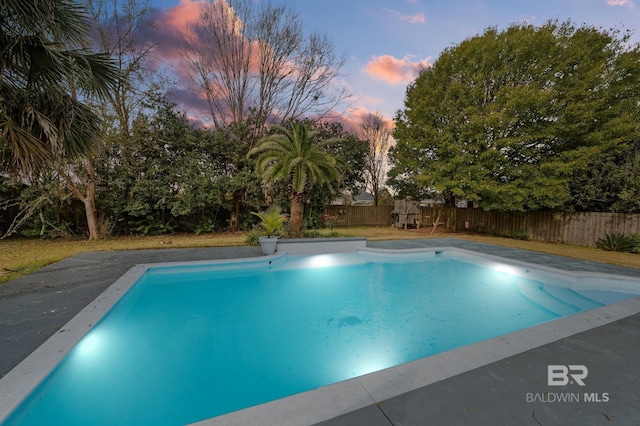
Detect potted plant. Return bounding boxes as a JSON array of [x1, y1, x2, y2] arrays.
[[252, 206, 288, 255]]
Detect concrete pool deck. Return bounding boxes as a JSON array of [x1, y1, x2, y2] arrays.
[[1, 238, 640, 425]]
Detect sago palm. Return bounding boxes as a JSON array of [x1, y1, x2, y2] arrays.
[[0, 0, 118, 174], [248, 121, 342, 237]]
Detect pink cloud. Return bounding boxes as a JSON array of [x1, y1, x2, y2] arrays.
[[350, 107, 394, 131], [157, 0, 203, 35], [364, 55, 432, 85], [402, 12, 425, 24], [151, 0, 260, 125], [319, 107, 394, 135], [607, 0, 634, 5], [148, 0, 205, 75], [156, 0, 270, 79], [152, 0, 382, 128], [386, 9, 425, 24]]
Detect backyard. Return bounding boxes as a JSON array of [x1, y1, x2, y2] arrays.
[[2, 227, 640, 285]]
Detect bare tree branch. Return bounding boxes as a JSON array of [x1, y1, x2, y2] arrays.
[[181, 0, 350, 143], [358, 111, 393, 205]]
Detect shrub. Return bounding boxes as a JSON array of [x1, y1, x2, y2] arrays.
[[302, 229, 321, 238], [193, 218, 216, 236], [486, 228, 500, 237], [251, 206, 288, 237], [301, 229, 349, 239], [630, 234, 640, 254], [508, 229, 530, 241], [245, 229, 263, 246], [595, 233, 637, 252]]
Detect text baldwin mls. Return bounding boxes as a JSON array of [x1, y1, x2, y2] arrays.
[[526, 392, 610, 403], [526, 365, 609, 403]]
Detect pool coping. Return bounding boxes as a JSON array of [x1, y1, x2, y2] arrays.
[[276, 237, 367, 255], [1, 246, 640, 425]]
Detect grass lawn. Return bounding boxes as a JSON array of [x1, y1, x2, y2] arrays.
[[1, 226, 639, 284]]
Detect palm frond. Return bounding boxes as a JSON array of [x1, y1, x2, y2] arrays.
[[0, 0, 119, 173], [248, 120, 343, 196], [0, 117, 50, 173]]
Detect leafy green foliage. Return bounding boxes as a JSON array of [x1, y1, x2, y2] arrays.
[[251, 206, 288, 236], [248, 120, 343, 236], [568, 141, 640, 213], [0, 0, 119, 174], [302, 229, 347, 238], [0, 174, 80, 239], [95, 95, 237, 235], [390, 21, 640, 211], [631, 235, 640, 254], [244, 229, 263, 246], [595, 233, 637, 252], [311, 120, 367, 194], [3, 97, 367, 238], [508, 229, 531, 241], [250, 122, 342, 194], [299, 119, 367, 230]]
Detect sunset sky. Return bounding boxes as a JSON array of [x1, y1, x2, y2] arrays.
[[147, 0, 640, 128]]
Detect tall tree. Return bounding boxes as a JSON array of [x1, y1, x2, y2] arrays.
[[182, 0, 349, 230], [0, 0, 117, 175], [390, 21, 640, 211], [358, 112, 393, 206], [57, 0, 163, 239], [182, 0, 348, 137], [1, 0, 119, 239], [248, 121, 342, 237], [566, 46, 640, 213], [313, 120, 367, 195], [86, 0, 164, 135], [267, 119, 367, 228]]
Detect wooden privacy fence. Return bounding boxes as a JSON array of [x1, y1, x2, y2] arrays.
[[454, 209, 640, 247], [326, 206, 394, 227], [325, 205, 640, 247]]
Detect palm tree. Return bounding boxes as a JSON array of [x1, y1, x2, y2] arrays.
[[248, 121, 342, 237], [1, 0, 118, 174]]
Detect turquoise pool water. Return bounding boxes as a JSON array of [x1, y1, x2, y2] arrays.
[[3, 250, 639, 425]]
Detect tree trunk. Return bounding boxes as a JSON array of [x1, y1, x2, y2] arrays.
[[289, 195, 305, 237], [231, 188, 245, 231], [84, 159, 99, 240], [60, 159, 100, 240], [372, 180, 380, 206], [83, 196, 99, 240]]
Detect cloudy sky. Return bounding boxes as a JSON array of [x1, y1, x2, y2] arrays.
[[147, 0, 639, 128]]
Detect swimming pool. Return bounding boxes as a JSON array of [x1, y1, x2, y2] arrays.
[[2, 247, 640, 425]]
